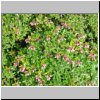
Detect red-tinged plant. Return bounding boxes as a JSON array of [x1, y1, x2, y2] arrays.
[[20, 67, 26, 72], [68, 47, 75, 52], [46, 75, 52, 81], [55, 53, 60, 59], [41, 64, 47, 69]]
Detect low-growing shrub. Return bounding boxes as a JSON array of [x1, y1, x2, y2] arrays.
[[2, 14, 98, 86]]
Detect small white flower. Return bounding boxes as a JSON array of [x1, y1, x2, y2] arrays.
[[20, 67, 25, 72], [84, 43, 89, 49], [68, 47, 75, 52], [16, 28, 20, 34], [61, 22, 69, 29], [79, 48, 83, 53], [14, 61, 19, 67], [75, 41, 80, 46], [46, 75, 52, 81], [30, 21, 36, 26], [42, 64, 46, 69], [25, 71, 30, 76], [63, 55, 70, 62], [77, 61, 82, 66], [32, 68, 36, 73], [55, 54, 60, 59], [46, 35, 51, 41], [70, 61, 75, 65], [28, 46, 36, 50], [25, 38, 29, 43], [89, 53, 96, 60]]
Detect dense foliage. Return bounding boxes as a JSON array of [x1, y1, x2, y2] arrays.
[[2, 14, 98, 86]]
